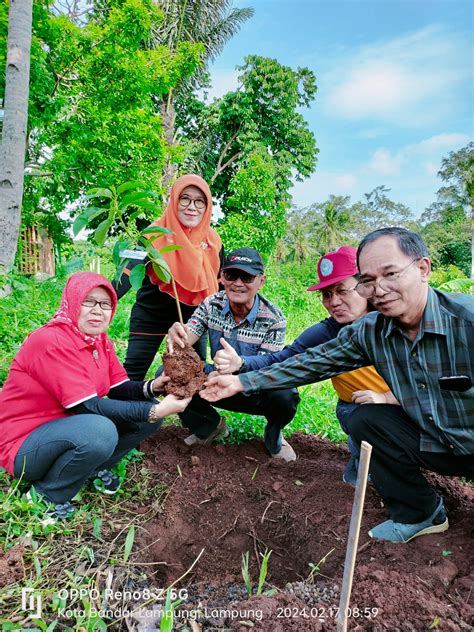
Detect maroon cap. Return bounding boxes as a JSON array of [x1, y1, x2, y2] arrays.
[[307, 246, 359, 291]]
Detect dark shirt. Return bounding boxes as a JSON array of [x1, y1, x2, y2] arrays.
[[239, 317, 342, 371], [240, 289, 474, 456]]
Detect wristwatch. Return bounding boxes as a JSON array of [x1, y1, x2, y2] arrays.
[[147, 405, 162, 424], [237, 357, 246, 374]]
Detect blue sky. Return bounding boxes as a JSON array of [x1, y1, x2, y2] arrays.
[[207, 0, 473, 216]]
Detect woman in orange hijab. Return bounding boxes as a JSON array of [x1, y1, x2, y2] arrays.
[[116, 175, 223, 380]]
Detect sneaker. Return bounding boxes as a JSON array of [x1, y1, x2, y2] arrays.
[[342, 455, 359, 487], [271, 438, 296, 462], [368, 497, 449, 543], [93, 469, 121, 495], [26, 490, 75, 523], [184, 418, 229, 446]]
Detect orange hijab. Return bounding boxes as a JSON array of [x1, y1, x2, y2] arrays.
[[147, 174, 222, 306]]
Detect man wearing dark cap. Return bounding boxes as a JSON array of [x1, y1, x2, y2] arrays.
[[167, 247, 300, 461]]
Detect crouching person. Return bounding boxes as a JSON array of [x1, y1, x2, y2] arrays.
[[0, 272, 190, 520], [167, 247, 300, 461]]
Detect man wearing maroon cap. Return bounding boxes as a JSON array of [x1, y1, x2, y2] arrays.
[[213, 245, 397, 485], [201, 228, 474, 543]]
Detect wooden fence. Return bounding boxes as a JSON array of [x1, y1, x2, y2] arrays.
[[17, 226, 55, 277]]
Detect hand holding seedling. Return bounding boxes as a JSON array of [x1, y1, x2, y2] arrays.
[[166, 322, 195, 354]]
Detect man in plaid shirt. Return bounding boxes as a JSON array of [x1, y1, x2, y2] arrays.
[[201, 229, 473, 543], [167, 247, 300, 461]]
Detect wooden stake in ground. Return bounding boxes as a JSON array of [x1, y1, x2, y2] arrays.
[[336, 441, 372, 632]]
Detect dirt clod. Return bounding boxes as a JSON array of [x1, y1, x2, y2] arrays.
[[137, 427, 473, 631], [162, 344, 206, 398]]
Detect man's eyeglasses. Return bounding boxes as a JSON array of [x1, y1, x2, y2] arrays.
[[321, 286, 357, 301], [222, 269, 257, 284], [82, 299, 113, 311], [178, 195, 206, 211], [355, 259, 420, 298]]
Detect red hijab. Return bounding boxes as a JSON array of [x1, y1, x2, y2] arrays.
[[46, 272, 117, 349], [147, 174, 222, 306]]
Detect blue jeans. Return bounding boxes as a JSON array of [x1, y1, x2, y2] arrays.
[[13, 414, 161, 504], [335, 400, 360, 459]]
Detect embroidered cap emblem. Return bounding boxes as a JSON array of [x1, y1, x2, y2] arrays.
[[320, 258, 333, 277]]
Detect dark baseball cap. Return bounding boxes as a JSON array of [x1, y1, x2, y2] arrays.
[[222, 247, 265, 275]]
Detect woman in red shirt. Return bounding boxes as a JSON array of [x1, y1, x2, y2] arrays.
[[0, 272, 190, 519]]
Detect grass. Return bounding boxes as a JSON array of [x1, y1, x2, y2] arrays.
[[0, 253, 343, 628]]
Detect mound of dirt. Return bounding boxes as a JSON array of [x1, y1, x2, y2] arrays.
[[162, 344, 206, 397], [136, 427, 473, 631]]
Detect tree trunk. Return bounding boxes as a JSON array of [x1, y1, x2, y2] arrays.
[[160, 94, 178, 196], [0, 0, 33, 275]]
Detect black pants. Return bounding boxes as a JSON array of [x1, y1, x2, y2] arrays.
[[348, 404, 474, 523], [179, 389, 300, 454]]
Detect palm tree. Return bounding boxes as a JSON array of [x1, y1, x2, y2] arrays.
[[0, 0, 33, 278], [307, 195, 353, 253], [150, 0, 254, 189]]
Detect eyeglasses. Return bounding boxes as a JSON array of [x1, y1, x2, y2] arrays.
[[321, 286, 357, 301], [82, 298, 113, 311], [178, 195, 206, 211], [222, 269, 258, 284], [355, 259, 420, 297]]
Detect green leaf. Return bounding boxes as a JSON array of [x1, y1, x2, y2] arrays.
[[117, 181, 142, 195], [140, 225, 174, 236], [123, 525, 136, 562], [159, 244, 182, 253], [119, 191, 152, 209], [87, 187, 113, 198], [114, 258, 131, 283], [94, 219, 113, 246], [72, 214, 88, 236], [34, 556, 42, 579], [92, 517, 102, 539], [151, 261, 171, 283], [84, 206, 107, 221], [129, 264, 146, 290], [130, 199, 161, 211], [112, 240, 132, 266]]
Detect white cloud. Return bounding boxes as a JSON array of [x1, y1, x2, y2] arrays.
[[323, 26, 472, 126], [202, 69, 239, 101], [364, 132, 471, 177], [367, 148, 403, 176]]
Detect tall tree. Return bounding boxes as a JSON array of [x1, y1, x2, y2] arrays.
[[150, 0, 254, 188], [349, 185, 414, 241], [438, 142, 473, 278], [179, 55, 318, 256], [0, 0, 33, 275]]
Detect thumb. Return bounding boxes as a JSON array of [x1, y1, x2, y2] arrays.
[[220, 337, 233, 350]]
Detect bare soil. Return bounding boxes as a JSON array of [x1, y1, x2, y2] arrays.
[[135, 426, 473, 631]]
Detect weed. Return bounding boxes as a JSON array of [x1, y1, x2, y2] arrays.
[[241, 549, 273, 597], [241, 551, 252, 596], [257, 549, 272, 596], [307, 548, 335, 584]]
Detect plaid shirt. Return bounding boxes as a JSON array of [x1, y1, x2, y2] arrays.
[[240, 288, 474, 455], [187, 290, 286, 372]]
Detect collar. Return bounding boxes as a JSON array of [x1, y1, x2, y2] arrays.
[[384, 287, 447, 338], [222, 294, 260, 325]]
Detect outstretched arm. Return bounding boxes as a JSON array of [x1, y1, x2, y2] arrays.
[[200, 374, 244, 401]]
